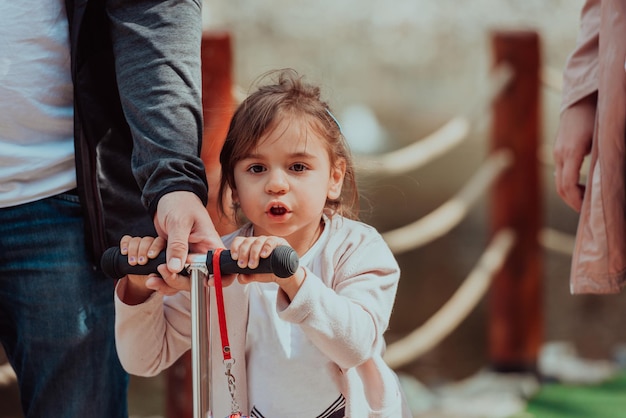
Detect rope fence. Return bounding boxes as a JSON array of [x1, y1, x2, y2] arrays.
[[357, 63, 513, 177], [382, 148, 513, 254], [374, 59, 518, 363], [384, 228, 516, 369], [366, 30, 577, 372]]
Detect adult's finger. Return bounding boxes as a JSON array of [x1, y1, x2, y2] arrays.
[[143, 265, 192, 295], [155, 191, 223, 274], [144, 276, 180, 296]]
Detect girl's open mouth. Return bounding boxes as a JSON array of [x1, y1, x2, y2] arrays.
[[269, 205, 288, 216]]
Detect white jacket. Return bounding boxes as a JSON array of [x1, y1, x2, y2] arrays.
[[115, 215, 412, 417]]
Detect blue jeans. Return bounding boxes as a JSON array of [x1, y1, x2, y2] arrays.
[[0, 191, 128, 418]]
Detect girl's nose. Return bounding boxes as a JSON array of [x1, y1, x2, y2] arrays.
[[265, 170, 289, 194]]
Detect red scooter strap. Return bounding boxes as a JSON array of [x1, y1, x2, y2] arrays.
[[212, 249, 249, 417], [213, 248, 231, 361]]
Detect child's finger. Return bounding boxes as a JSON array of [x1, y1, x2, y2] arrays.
[[246, 237, 272, 268], [232, 237, 254, 268], [237, 274, 254, 285], [206, 273, 236, 288], [239, 237, 268, 268], [258, 237, 284, 258], [229, 236, 246, 261], [120, 235, 133, 255], [126, 237, 143, 265], [137, 238, 155, 265], [148, 236, 166, 259]]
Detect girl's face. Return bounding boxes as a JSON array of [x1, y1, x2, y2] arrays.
[[232, 115, 345, 254]]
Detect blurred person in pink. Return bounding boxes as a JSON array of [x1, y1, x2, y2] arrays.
[[553, 0, 626, 294]]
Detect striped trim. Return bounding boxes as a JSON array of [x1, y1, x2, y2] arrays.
[[249, 394, 346, 418], [317, 394, 346, 418], [250, 406, 265, 418]]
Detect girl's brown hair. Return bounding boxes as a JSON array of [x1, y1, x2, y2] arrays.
[[217, 69, 359, 223]]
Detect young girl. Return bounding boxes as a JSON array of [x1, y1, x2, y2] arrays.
[[114, 69, 411, 417]]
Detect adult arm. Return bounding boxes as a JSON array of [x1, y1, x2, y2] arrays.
[[553, 0, 600, 212], [106, 0, 223, 276]]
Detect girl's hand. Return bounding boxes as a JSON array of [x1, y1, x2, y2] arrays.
[[229, 235, 289, 275], [229, 236, 305, 300], [120, 235, 166, 268], [119, 235, 166, 304]]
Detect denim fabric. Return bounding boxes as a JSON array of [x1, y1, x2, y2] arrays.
[[0, 192, 128, 418]]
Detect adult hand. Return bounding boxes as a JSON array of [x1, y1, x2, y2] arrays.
[[553, 93, 596, 212], [153, 190, 223, 275]]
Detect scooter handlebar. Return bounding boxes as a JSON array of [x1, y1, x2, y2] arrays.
[[100, 245, 299, 279]]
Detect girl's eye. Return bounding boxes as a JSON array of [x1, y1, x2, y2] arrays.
[[291, 163, 307, 172], [247, 164, 265, 174]]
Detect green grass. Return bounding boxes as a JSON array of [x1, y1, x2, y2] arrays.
[[510, 372, 626, 418]]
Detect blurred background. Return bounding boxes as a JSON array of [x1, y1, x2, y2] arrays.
[[198, 0, 625, 379], [5, 0, 626, 416], [204, 0, 626, 409]]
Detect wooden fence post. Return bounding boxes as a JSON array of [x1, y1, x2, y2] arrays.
[[165, 30, 237, 418], [200, 31, 237, 235], [489, 30, 543, 373]]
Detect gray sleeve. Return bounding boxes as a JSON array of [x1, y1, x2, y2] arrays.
[[106, 0, 208, 214]]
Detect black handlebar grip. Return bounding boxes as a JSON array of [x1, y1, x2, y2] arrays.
[[207, 245, 299, 278], [100, 247, 167, 280], [100, 245, 299, 280]]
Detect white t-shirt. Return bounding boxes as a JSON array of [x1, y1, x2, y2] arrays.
[[0, 1, 76, 208], [246, 222, 343, 416]]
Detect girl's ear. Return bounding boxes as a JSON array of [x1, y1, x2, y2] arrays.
[[230, 187, 239, 204], [327, 158, 346, 200]]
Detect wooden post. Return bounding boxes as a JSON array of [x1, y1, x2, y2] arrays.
[[166, 31, 237, 418], [489, 30, 543, 373], [200, 31, 237, 236]]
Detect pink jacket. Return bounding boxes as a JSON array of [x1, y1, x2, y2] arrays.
[[562, 0, 626, 294]]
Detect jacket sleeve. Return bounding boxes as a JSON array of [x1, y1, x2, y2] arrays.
[[276, 233, 400, 370], [106, 0, 208, 215], [114, 281, 193, 376], [561, 0, 601, 112]]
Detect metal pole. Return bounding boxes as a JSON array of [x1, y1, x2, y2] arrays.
[[168, 31, 236, 418], [189, 256, 211, 418]]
